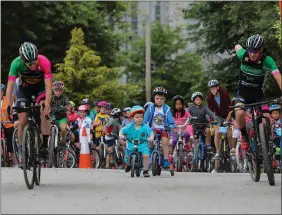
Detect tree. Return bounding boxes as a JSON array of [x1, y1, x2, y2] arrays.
[[117, 22, 204, 105], [55, 27, 139, 107], [1, 1, 130, 82], [184, 2, 282, 98]]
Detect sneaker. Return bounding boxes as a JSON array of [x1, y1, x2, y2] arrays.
[[240, 135, 249, 150], [230, 148, 236, 155], [125, 165, 131, 173], [211, 169, 218, 174], [163, 159, 170, 169], [143, 170, 150, 177], [213, 153, 220, 160]]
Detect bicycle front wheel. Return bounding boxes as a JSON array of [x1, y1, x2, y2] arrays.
[[22, 125, 35, 189], [48, 126, 56, 168], [34, 128, 41, 185], [259, 123, 275, 186], [12, 128, 20, 163]]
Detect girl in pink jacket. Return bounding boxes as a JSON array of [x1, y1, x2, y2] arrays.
[[169, 95, 193, 162]]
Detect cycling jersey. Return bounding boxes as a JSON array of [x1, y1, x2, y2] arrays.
[[51, 94, 70, 120], [8, 55, 52, 84], [236, 48, 279, 102], [94, 112, 110, 138]]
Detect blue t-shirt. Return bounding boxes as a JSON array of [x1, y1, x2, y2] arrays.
[[121, 122, 153, 150], [214, 95, 220, 106]]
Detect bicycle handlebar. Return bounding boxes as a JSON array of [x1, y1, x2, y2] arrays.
[[109, 133, 148, 144], [230, 98, 281, 109], [175, 116, 198, 129]]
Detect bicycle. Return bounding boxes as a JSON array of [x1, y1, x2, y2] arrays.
[[150, 128, 174, 176], [48, 116, 76, 168], [218, 122, 237, 173], [272, 121, 282, 173], [230, 98, 281, 186], [192, 122, 215, 172], [111, 137, 125, 169], [170, 116, 196, 172], [12, 103, 43, 189], [98, 136, 107, 169]]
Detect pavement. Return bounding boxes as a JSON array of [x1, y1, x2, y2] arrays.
[[1, 168, 281, 214]]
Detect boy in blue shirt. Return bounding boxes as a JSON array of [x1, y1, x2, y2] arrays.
[[144, 87, 176, 169], [119, 105, 154, 177]]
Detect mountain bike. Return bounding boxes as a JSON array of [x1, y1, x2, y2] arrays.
[[231, 98, 281, 186]]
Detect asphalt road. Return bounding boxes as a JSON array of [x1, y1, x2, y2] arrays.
[[1, 168, 281, 214]]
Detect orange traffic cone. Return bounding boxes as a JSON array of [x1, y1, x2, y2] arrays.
[[79, 126, 92, 168]]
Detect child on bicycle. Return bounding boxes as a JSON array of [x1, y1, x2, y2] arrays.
[[77, 105, 92, 146], [92, 101, 109, 150], [270, 104, 282, 161], [169, 95, 193, 163], [120, 105, 154, 177], [188, 92, 222, 172], [103, 108, 122, 169], [144, 87, 176, 169], [51, 81, 70, 147]]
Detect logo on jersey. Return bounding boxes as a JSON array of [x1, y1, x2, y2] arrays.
[[154, 113, 165, 125]]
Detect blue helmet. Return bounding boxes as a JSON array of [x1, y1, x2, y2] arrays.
[[1, 84, 5, 90], [270, 104, 281, 112], [130, 105, 145, 117]]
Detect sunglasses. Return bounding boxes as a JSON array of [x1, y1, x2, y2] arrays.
[[248, 49, 260, 54], [25, 60, 38, 66]]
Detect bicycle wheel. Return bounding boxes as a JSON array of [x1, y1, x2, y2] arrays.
[[48, 127, 56, 168], [114, 146, 125, 169], [62, 148, 76, 168], [34, 129, 41, 185], [236, 141, 245, 172], [12, 128, 19, 163], [99, 144, 106, 169], [185, 152, 194, 172], [1, 139, 7, 167], [177, 146, 184, 172], [151, 152, 158, 176], [90, 149, 100, 169], [248, 137, 261, 182], [193, 144, 199, 172], [22, 125, 35, 189], [259, 123, 275, 186], [131, 155, 136, 177]]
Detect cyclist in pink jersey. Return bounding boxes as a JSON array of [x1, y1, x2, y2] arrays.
[[4, 42, 52, 167]]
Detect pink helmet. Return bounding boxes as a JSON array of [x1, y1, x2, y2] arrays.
[[78, 105, 88, 111], [261, 105, 270, 112], [98, 101, 107, 107]]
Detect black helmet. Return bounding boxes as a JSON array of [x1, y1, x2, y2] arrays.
[[246, 34, 264, 50]]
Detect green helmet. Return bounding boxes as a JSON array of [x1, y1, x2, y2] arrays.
[[70, 101, 75, 107], [19, 42, 38, 63]]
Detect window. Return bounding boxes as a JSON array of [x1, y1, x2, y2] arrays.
[[155, 1, 161, 22]]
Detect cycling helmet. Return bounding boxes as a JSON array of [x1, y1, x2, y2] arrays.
[[246, 34, 264, 50], [270, 104, 281, 112], [52, 81, 64, 90], [130, 105, 145, 117], [110, 108, 121, 117], [172, 95, 183, 101], [93, 100, 100, 107], [106, 102, 113, 109], [19, 42, 38, 64], [144, 102, 153, 110], [191, 92, 203, 101], [70, 101, 75, 107], [122, 107, 131, 112], [261, 105, 270, 113], [152, 87, 167, 96], [1, 84, 5, 90], [208, 79, 219, 87], [98, 101, 108, 107], [81, 98, 91, 105], [78, 105, 88, 111]]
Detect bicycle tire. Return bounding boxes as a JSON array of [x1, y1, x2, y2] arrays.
[[63, 149, 76, 168], [12, 128, 19, 163], [131, 155, 136, 177], [99, 144, 106, 169], [34, 129, 41, 185], [193, 143, 199, 172], [151, 152, 158, 176], [22, 125, 35, 189], [2, 139, 7, 167], [136, 167, 141, 177], [90, 148, 100, 169], [177, 145, 184, 172], [259, 123, 275, 186], [48, 127, 56, 168], [236, 141, 244, 172], [114, 146, 125, 169], [248, 137, 261, 182]]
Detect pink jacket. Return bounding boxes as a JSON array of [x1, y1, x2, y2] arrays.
[[173, 111, 193, 136]]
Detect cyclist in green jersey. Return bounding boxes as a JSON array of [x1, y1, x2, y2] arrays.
[[234, 34, 282, 147]]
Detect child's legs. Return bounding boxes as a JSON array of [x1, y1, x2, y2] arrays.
[[140, 144, 150, 171], [106, 140, 114, 167], [169, 132, 177, 155], [162, 132, 169, 159], [205, 127, 211, 145]]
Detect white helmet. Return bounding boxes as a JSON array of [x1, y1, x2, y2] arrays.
[[110, 108, 121, 117], [191, 92, 203, 101], [208, 79, 219, 87]]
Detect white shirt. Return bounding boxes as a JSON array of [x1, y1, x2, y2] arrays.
[[152, 106, 165, 129]]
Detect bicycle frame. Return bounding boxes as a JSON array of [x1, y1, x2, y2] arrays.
[[150, 131, 163, 166]]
